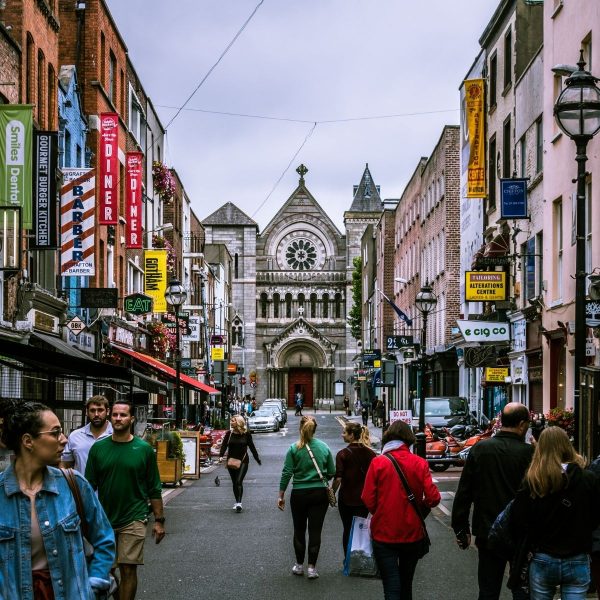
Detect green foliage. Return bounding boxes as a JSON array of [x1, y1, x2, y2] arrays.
[[167, 431, 185, 460], [347, 256, 363, 340]]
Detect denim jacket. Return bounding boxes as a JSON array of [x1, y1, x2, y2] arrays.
[[0, 464, 115, 600]]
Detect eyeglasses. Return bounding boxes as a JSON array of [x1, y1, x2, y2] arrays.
[[34, 427, 63, 439]]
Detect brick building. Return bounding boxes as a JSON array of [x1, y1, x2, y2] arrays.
[[0, 23, 20, 105]]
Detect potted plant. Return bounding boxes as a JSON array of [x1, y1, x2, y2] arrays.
[[152, 161, 175, 202]]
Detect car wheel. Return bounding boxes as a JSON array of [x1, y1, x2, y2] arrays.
[[430, 464, 449, 472]]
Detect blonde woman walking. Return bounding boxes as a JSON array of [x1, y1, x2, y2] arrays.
[[278, 416, 335, 579], [219, 415, 261, 512]]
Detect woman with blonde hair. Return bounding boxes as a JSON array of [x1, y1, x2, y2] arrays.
[[509, 426, 600, 599], [219, 415, 261, 512], [332, 422, 377, 556], [278, 415, 335, 579]]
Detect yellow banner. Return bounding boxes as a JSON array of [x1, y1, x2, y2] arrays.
[[465, 79, 486, 198], [465, 271, 507, 301], [211, 347, 224, 361], [144, 250, 167, 313], [485, 367, 509, 383]]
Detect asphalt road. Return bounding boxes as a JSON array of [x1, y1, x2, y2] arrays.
[[138, 411, 516, 599]]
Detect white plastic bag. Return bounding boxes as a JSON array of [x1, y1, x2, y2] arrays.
[[343, 515, 379, 577]]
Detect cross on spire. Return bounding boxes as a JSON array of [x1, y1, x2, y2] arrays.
[[296, 164, 308, 184]]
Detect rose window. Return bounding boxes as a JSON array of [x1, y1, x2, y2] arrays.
[[286, 239, 317, 271]]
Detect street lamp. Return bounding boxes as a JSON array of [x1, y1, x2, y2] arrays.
[[165, 278, 188, 428], [553, 51, 600, 449], [414, 281, 437, 458]]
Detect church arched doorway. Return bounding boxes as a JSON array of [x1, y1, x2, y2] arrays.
[[288, 368, 313, 408]]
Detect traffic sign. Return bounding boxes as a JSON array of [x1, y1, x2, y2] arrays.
[[65, 316, 84, 336]]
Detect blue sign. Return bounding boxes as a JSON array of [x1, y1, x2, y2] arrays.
[[500, 178, 528, 219]]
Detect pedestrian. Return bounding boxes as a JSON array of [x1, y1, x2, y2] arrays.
[[508, 427, 600, 599], [589, 453, 600, 599], [295, 392, 303, 417], [361, 404, 368, 426], [354, 398, 361, 416], [362, 420, 440, 600], [60, 394, 112, 475], [331, 422, 376, 556], [343, 395, 350, 416], [218, 415, 261, 512], [85, 401, 165, 600], [451, 402, 534, 600], [277, 415, 335, 579], [0, 401, 115, 599]]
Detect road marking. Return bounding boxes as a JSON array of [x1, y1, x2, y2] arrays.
[[440, 491, 455, 498], [436, 503, 451, 516]]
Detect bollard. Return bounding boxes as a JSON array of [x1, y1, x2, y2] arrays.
[[415, 431, 426, 458]]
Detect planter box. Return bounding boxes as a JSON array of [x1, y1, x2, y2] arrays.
[[156, 440, 183, 485]]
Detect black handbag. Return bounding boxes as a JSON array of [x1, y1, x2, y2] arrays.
[[385, 454, 431, 558]]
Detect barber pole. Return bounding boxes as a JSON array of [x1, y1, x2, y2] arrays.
[[99, 113, 118, 225], [126, 152, 143, 248]]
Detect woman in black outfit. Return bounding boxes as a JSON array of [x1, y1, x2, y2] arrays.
[[219, 415, 261, 512], [332, 422, 377, 556]]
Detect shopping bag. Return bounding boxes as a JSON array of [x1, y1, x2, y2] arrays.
[[343, 516, 379, 578]]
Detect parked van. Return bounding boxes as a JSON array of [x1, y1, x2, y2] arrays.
[[411, 396, 469, 429]]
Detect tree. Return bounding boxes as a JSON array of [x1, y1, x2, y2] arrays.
[[347, 256, 362, 340]]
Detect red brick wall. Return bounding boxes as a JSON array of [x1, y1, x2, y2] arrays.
[[0, 26, 20, 104]]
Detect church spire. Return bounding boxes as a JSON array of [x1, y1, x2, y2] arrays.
[[349, 163, 383, 212]]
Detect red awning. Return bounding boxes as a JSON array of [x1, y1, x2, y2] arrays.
[[112, 345, 220, 394], [483, 232, 510, 258]]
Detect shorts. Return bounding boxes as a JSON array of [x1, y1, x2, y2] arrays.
[[114, 520, 148, 565]]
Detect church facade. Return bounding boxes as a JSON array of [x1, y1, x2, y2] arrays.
[[202, 165, 382, 407]]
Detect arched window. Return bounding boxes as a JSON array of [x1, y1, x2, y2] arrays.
[[285, 293, 292, 318], [310, 293, 317, 318], [334, 293, 342, 319], [322, 293, 329, 319], [260, 293, 267, 319], [234, 253, 239, 279], [273, 293, 280, 318], [298, 293, 305, 310]]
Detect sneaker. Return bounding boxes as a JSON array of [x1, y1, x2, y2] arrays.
[[232, 503, 239, 511], [307, 567, 319, 579], [236, 503, 242, 513], [292, 563, 304, 576]]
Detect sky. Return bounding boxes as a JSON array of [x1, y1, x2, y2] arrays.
[[106, 0, 500, 232]]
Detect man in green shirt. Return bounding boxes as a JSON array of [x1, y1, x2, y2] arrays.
[[86, 401, 164, 600]]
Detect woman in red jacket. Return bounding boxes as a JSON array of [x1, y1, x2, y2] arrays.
[[362, 420, 440, 600]]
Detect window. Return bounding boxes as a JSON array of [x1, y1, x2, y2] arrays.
[[553, 199, 563, 300], [489, 53, 497, 108], [524, 237, 536, 300], [582, 34, 592, 72], [322, 294, 329, 319], [26, 34, 34, 104], [273, 293, 280, 318], [234, 253, 239, 279], [285, 293, 292, 318], [310, 293, 317, 318], [47, 64, 55, 129], [127, 259, 144, 294], [64, 129, 71, 167], [108, 52, 116, 105], [37, 50, 45, 125], [504, 29, 512, 89], [536, 231, 544, 298], [503, 116, 511, 178], [100, 33, 106, 87], [488, 136, 497, 209], [129, 86, 145, 143], [335, 293, 342, 319], [298, 293, 305, 311], [536, 117, 543, 173], [260, 293, 267, 319], [76, 144, 82, 168], [520, 136, 526, 177]]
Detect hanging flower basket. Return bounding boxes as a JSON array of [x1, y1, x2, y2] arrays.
[[146, 321, 175, 359], [152, 161, 176, 202], [152, 234, 177, 273], [545, 407, 575, 439]]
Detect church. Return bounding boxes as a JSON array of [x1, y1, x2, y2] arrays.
[[202, 164, 383, 407]]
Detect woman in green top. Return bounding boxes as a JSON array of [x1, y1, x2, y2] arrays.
[[278, 415, 335, 580]]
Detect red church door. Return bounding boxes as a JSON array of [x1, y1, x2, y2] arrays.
[[288, 368, 313, 408]]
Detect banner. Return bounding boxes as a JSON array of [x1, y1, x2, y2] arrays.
[[464, 79, 486, 198], [126, 152, 143, 248], [465, 271, 507, 301], [32, 131, 58, 248], [61, 168, 95, 276], [144, 249, 167, 313], [0, 105, 33, 228], [99, 112, 118, 225]]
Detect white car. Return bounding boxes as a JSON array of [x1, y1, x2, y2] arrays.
[[261, 401, 287, 426], [248, 409, 280, 433]]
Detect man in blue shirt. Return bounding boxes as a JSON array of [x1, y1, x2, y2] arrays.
[[60, 395, 113, 474]]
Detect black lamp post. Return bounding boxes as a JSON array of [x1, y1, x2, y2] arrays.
[[553, 51, 600, 449], [415, 281, 437, 458], [165, 278, 188, 428]]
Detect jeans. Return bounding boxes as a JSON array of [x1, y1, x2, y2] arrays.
[[227, 462, 248, 503], [290, 488, 328, 565], [372, 539, 421, 600], [338, 499, 368, 556], [529, 552, 590, 600], [476, 539, 528, 600]]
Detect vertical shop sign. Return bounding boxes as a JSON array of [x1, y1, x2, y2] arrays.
[[99, 113, 118, 225], [144, 249, 167, 313], [126, 152, 143, 248], [464, 79, 486, 198], [32, 131, 58, 248], [61, 168, 95, 276], [0, 105, 33, 228]]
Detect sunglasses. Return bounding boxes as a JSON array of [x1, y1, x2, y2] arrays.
[[34, 427, 64, 439]]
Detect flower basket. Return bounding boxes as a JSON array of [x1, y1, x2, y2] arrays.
[[152, 161, 176, 202], [146, 321, 174, 359], [545, 407, 575, 439], [152, 235, 177, 273]]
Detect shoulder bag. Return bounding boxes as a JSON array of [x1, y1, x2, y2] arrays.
[[384, 454, 430, 558], [306, 443, 336, 507]]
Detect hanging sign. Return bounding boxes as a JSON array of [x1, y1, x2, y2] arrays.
[[456, 320, 510, 342], [125, 152, 143, 248], [465, 271, 507, 301], [485, 367, 509, 383], [500, 178, 528, 219], [464, 79, 486, 198], [99, 113, 119, 225], [211, 347, 224, 361], [65, 315, 85, 336], [124, 293, 153, 315], [182, 315, 201, 342], [385, 335, 414, 350], [144, 250, 167, 313], [32, 131, 58, 248], [60, 168, 95, 276]]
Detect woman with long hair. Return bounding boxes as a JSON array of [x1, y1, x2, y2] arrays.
[[332, 422, 376, 556], [278, 415, 335, 580], [219, 414, 261, 512], [0, 401, 115, 599], [362, 420, 440, 600], [509, 427, 600, 599]]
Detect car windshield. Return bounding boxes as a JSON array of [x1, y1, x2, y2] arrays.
[[414, 398, 468, 417], [252, 410, 275, 418]]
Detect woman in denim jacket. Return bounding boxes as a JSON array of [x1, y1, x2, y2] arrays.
[[0, 402, 115, 599]]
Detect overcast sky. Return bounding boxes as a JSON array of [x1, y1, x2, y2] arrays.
[[106, 0, 499, 232]]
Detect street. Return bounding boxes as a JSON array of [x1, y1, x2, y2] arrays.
[[139, 411, 516, 599]]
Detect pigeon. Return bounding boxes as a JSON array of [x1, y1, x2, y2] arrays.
[[214, 476, 220, 487]]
